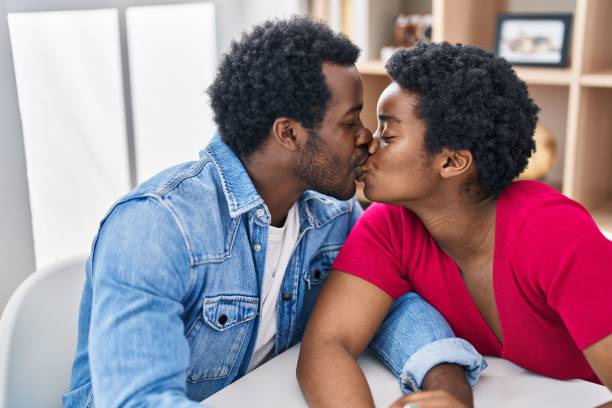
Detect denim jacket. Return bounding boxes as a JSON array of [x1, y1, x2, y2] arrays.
[[64, 135, 486, 407]]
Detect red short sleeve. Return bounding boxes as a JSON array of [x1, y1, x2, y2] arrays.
[[332, 203, 411, 299], [513, 202, 612, 349]]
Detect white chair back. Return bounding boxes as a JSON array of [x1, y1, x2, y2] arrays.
[[0, 255, 87, 408]]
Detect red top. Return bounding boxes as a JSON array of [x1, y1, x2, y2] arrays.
[[334, 181, 612, 383]]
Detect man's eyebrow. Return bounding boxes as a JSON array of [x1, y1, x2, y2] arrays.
[[378, 114, 400, 122], [344, 104, 363, 115]]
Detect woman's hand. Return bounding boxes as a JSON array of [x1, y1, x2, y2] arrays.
[[389, 390, 472, 408]]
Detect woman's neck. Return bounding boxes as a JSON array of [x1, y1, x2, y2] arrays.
[[409, 192, 498, 265]]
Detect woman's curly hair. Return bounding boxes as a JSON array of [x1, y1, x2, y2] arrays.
[[208, 16, 360, 158], [386, 42, 539, 196]]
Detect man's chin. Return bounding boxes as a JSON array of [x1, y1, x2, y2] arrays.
[[338, 184, 358, 201]]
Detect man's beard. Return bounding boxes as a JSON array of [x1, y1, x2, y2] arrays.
[[293, 132, 360, 200]]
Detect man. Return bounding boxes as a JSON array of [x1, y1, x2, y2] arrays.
[[63, 17, 485, 407]]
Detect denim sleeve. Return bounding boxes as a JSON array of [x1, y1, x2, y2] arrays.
[[88, 197, 202, 407], [368, 292, 487, 394]]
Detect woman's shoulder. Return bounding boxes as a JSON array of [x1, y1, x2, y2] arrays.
[[501, 181, 608, 259], [501, 180, 564, 204], [500, 180, 592, 228]]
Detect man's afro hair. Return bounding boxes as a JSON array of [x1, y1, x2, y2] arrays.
[[208, 16, 360, 157]]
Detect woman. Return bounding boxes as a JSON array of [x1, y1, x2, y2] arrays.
[[297, 43, 612, 408]]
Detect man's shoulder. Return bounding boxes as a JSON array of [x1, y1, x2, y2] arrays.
[[94, 156, 242, 266], [99, 156, 227, 237], [128, 157, 217, 201], [110, 155, 227, 215]]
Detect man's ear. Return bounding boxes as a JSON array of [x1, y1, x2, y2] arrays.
[[270, 117, 309, 152], [438, 148, 473, 179]]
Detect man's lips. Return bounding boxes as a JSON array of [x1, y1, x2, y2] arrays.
[[354, 166, 365, 182], [355, 151, 369, 169], [354, 162, 369, 182], [353, 154, 369, 181]]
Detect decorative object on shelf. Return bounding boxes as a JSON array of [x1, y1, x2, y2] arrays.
[[518, 123, 557, 181], [380, 14, 432, 62], [494, 14, 572, 67]]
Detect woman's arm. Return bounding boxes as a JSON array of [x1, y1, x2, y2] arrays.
[[584, 333, 612, 405], [297, 271, 476, 407], [297, 270, 392, 407]]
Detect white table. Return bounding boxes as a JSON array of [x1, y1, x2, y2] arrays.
[[203, 344, 611, 407]]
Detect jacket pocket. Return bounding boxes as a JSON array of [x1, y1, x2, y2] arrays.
[[303, 244, 342, 288], [293, 244, 343, 337], [186, 294, 258, 382]]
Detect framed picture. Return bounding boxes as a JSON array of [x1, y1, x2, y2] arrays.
[[494, 14, 572, 67]]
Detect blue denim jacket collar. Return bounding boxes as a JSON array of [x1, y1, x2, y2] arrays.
[[203, 134, 264, 218], [203, 134, 340, 229]]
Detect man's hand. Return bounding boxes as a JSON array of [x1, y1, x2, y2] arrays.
[[389, 390, 470, 408], [389, 363, 473, 408], [420, 363, 473, 406]]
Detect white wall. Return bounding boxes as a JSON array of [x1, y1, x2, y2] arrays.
[[0, 0, 36, 312], [126, 3, 217, 181], [0, 0, 307, 313], [9, 9, 132, 269], [214, 0, 306, 56]]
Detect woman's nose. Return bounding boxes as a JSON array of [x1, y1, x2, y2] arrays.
[[368, 133, 379, 155]]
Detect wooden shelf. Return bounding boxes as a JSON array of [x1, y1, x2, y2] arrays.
[[357, 60, 387, 76], [513, 67, 573, 86], [358, 61, 575, 87], [591, 199, 612, 233], [581, 70, 612, 88]]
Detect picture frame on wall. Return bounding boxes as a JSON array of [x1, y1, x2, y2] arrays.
[[494, 14, 572, 67]]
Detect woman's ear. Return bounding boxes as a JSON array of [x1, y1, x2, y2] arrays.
[[270, 117, 309, 152], [438, 149, 473, 179]]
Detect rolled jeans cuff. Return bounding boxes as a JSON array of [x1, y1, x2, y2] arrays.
[[399, 337, 488, 394]]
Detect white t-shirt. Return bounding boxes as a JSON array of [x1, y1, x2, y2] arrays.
[[248, 202, 300, 371]]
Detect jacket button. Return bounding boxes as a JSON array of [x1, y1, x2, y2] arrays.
[[314, 270, 321, 279], [282, 292, 292, 301], [218, 315, 228, 325], [254, 244, 262, 252]]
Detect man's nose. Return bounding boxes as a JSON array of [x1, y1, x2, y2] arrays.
[[356, 126, 373, 147]]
